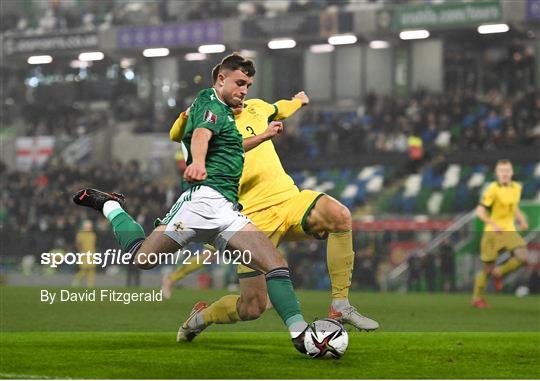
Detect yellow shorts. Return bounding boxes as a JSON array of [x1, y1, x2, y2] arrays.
[[237, 190, 324, 278], [480, 231, 526, 262]]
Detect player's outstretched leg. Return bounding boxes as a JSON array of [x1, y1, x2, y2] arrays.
[[178, 223, 309, 353], [472, 262, 493, 308], [227, 223, 310, 353], [177, 275, 268, 342], [73, 188, 146, 255], [74, 188, 181, 273], [491, 247, 528, 292], [304, 195, 379, 331]]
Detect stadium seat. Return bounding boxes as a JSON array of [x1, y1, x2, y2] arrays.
[[534, 163, 540, 179], [435, 131, 451, 148], [427, 191, 443, 215], [358, 166, 376, 181], [301, 176, 318, 189], [468, 172, 485, 188], [366, 176, 383, 193], [403, 174, 422, 198], [442, 164, 461, 189]]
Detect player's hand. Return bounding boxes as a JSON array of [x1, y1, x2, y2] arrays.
[[263, 121, 284, 140], [293, 91, 309, 106], [518, 220, 529, 231], [184, 162, 207, 182], [183, 106, 191, 118], [491, 223, 503, 234]]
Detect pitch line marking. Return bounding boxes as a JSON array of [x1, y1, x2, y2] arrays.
[[0, 372, 71, 379]]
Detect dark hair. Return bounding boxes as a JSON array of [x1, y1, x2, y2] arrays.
[[218, 53, 255, 78], [211, 64, 221, 84]]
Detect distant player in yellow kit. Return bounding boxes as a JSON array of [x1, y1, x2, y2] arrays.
[[72, 220, 97, 288], [169, 64, 379, 339], [472, 160, 530, 308]]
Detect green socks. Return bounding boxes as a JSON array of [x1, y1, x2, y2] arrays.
[[103, 201, 145, 253], [265, 267, 307, 337]]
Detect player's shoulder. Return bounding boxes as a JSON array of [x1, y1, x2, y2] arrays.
[[244, 98, 275, 112], [484, 181, 498, 192], [245, 98, 269, 105], [193, 88, 222, 108], [244, 98, 271, 109], [511, 181, 522, 190]]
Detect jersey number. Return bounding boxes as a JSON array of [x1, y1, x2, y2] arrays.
[[246, 126, 256, 136]]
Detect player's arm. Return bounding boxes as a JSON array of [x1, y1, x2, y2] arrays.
[[475, 205, 501, 232], [476, 184, 502, 232], [515, 207, 529, 231], [272, 91, 309, 121], [243, 121, 283, 152], [169, 108, 190, 143], [184, 128, 211, 182]]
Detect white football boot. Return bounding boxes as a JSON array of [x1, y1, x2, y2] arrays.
[[177, 301, 210, 342], [329, 305, 380, 331]]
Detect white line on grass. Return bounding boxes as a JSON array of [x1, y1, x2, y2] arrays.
[[0, 372, 71, 379]]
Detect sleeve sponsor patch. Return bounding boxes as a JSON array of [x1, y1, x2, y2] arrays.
[[204, 110, 217, 124]]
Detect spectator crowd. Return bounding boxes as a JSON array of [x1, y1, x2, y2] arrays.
[[277, 88, 540, 162], [0, 159, 174, 261], [1, 0, 364, 35]]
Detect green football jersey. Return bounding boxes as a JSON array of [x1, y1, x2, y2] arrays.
[[182, 88, 244, 204]]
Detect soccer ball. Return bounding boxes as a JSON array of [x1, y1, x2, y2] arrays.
[[304, 318, 348, 359]]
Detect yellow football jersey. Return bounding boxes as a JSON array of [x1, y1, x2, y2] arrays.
[[76, 231, 96, 253], [479, 181, 522, 231], [236, 98, 301, 214], [169, 97, 303, 214]]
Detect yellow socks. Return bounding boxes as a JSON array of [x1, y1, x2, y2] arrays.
[[168, 261, 205, 283], [327, 230, 354, 300], [169, 249, 214, 282], [495, 257, 523, 277], [202, 295, 241, 325], [473, 270, 489, 300]]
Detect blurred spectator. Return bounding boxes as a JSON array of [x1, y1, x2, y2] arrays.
[[423, 252, 436, 293], [126, 264, 142, 287], [407, 253, 422, 292], [353, 232, 381, 291], [439, 238, 456, 292]]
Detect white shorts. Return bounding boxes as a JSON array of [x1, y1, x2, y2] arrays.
[[155, 185, 251, 251]]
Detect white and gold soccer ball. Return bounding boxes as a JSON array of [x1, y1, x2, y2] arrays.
[[304, 318, 349, 359]]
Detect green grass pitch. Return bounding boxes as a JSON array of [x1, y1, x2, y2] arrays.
[[1, 286, 539, 379]]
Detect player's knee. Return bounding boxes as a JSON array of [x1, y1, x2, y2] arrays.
[[513, 248, 528, 263], [135, 262, 153, 270], [267, 255, 288, 270], [327, 204, 352, 232], [134, 253, 155, 270], [239, 295, 266, 320], [250, 302, 266, 320], [483, 264, 494, 275]]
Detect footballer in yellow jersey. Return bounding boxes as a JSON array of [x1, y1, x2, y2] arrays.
[[472, 160, 529, 308], [72, 220, 97, 288], [168, 66, 379, 334]]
